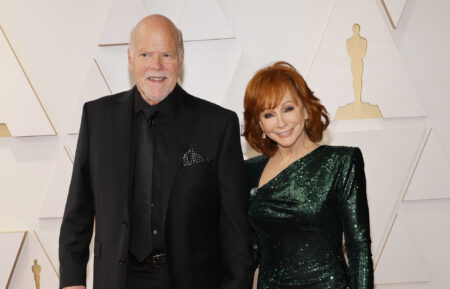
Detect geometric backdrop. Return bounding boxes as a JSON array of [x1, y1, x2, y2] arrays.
[[1, 1, 449, 289]]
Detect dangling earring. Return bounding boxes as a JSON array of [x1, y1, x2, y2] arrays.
[[262, 132, 266, 139]]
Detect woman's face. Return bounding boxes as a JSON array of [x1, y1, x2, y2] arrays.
[[258, 89, 308, 150]]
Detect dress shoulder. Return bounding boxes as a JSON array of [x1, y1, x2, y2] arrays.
[[321, 145, 364, 164], [245, 155, 268, 189]]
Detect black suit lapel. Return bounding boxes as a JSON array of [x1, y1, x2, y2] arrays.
[[160, 89, 193, 227], [108, 88, 135, 213]]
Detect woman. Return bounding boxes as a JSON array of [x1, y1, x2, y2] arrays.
[[244, 61, 373, 289]]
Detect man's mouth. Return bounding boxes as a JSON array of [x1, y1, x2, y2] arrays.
[[147, 77, 166, 82]]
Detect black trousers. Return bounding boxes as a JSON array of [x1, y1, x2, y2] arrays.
[[126, 255, 171, 289]]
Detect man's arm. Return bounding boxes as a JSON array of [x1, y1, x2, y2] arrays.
[[59, 104, 95, 288], [216, 112, 254, 289]]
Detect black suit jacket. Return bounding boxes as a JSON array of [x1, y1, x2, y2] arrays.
[[59, 86, 253, 289]]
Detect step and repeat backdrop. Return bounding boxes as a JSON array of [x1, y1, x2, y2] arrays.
[[1, 0, 449, 288]]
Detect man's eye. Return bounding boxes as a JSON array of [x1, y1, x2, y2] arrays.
[[284, 107, 294, 112], [140, 53, 148, 57], [163, 53, 171, 57]]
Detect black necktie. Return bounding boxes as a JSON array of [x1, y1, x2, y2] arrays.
[[129, 108, 157, 262]]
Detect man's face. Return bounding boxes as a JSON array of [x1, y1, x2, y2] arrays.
[[128, 22, 183, 105]]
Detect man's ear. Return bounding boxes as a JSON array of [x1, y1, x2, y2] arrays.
[[179, 51, 184, 70], [127, 49, 133, 72]]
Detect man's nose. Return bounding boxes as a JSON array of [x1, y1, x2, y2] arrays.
[[149, 55, 162, 70]]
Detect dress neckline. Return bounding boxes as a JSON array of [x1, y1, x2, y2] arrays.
[[256, 145, 327, 190]]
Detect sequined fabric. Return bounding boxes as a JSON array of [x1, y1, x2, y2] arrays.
[[246, 145, 373, 289]]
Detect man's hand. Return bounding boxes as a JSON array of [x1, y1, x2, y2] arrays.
[[63, 286, 86, 289]]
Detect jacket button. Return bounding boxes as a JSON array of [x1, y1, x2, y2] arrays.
[[119, 259, 125, 265], [121, 220, 128, 226]]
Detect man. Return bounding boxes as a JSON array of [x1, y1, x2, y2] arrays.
[[59, 15, 253, 289]]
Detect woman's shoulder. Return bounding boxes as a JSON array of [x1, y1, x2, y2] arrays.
[[320, 145, 363, 162], [245, 154, 268, 174], [244, 155, 268, 188], [245, 154, 268, 165]]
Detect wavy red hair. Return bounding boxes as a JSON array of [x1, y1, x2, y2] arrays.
[[243, 61, 329, 156]]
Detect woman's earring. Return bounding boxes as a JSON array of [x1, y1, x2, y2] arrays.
[[262, 132, 266, 139]]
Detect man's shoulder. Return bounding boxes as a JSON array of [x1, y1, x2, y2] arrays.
[[85, 88, 133, 108], [182, 90, 235, 119]]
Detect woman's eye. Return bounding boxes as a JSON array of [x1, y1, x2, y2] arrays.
[[284, 106, 294, 112], [263, 113, 274, 119]]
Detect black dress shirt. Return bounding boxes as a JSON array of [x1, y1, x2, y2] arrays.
[[133, 85, 180, 254]]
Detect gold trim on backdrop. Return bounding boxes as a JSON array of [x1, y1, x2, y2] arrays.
[[5, 231, 28, 289], [34, 231, 60, 278], [64, 145, 74, 164], [374, 214, 398, 269], [401, 128, 432, 201], [0, 123, 12, 137], [381, 0, 397, 29], [93, 58, 113, 95], [98, 42, 129, 47], [0, 25, 57, 135]]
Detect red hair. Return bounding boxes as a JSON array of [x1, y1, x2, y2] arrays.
[[243, 61, 329, 156]]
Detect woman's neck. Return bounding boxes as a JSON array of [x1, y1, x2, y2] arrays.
[[272, 138, 318, 165]]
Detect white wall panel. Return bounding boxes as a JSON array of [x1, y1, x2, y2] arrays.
[[98, 0, 148, 45], [178, 0, 234, 41], [404, 130, 450, 201], [0, 27, 55, 137], [68, 60, 112, 134], [0, 232, 26, 289], [182, 39, 241, 104], [382, 0, 408, 29], [0, 0, 111, 134], [222, 52, 254, 124], [399, 200, 450, 288], [143, 0, 186, 24], [0, 137, 57, 231], [375, 215, 428, 284], [307, 0, 425, 119], [66, 135, 79, 160], [39, 147, 73, 219], [219, 0, 335, 72], [8, 231, 59, 289], [95, 46, 135, 94]]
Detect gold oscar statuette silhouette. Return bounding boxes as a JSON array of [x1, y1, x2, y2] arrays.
[[32, 259, 41, 289], [334, 23, 382, 120], [0, 123, 12, 137]]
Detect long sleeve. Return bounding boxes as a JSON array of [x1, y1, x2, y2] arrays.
[[339, 148, 374, 289], [59, 103, 95, 288], [216, 112, 254, 289], [244, 156, 268, 271]]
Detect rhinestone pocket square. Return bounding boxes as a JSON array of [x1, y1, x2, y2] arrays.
[[182, 146, 209, 167]]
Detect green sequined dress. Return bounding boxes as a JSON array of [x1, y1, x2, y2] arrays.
[[246, 145, 373, 289]]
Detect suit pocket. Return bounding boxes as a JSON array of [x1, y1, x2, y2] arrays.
[[94, 239, 101, 258], [195, 246, 219, 266], [181, 160, 213, 173]]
